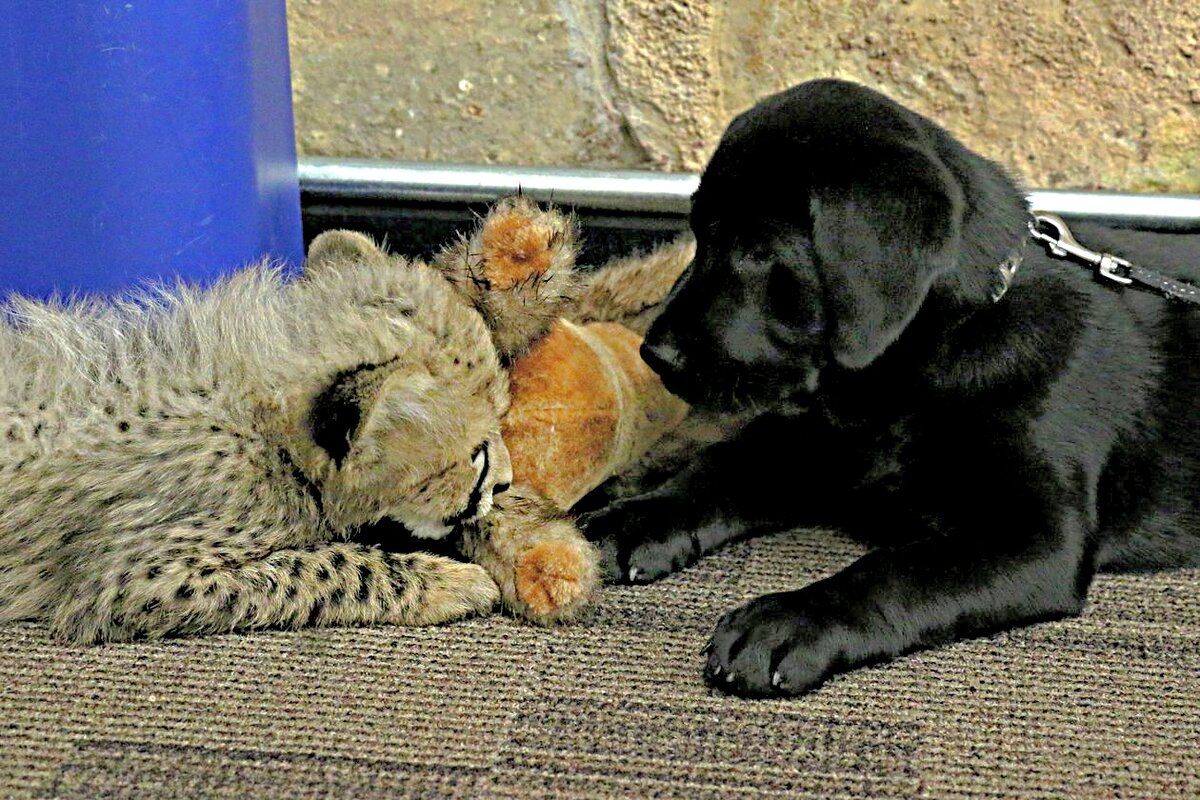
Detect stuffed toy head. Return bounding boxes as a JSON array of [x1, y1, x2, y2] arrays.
[[430, 197, 691, 510]]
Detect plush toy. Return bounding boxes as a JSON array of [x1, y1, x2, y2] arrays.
[[323, 197, 694, 624], [429, 198, 692, 507]]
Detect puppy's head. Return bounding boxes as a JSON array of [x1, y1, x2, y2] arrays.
[[642, 79, 1028, 409]]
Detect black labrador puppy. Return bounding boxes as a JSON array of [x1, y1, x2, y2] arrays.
[[581, 79, 1200, 697]]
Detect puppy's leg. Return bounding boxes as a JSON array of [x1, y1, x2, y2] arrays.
[[705, 509, 1093, 697], [579, 413, 837, 583]]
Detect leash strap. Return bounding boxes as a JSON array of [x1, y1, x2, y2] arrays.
[[1124, 262, 1200, 305], [1029, 213, 1200, 306]]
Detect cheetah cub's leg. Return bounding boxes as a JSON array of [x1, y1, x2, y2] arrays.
[[52, 537, 498, 644], [431, 196, 580, 361], [460, 486, 599, 624]]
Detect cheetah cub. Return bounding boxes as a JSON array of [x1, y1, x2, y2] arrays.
[[0, 215, 546, 643]]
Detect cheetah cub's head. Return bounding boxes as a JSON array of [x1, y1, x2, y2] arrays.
[[264, 230, 514, 539]]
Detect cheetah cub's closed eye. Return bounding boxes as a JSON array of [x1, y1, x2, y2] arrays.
[[0, 230, 516, 643]]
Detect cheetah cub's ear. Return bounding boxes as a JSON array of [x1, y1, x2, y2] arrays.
[[305, 230, 387, 274], [256, 360, 441, 527]]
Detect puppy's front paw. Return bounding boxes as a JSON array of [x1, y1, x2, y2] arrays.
[[577, 497, 702, 584], [704, 592, 836, 697]]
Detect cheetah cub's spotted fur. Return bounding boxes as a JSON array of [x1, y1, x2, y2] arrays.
[[0, 206, 550, 643]]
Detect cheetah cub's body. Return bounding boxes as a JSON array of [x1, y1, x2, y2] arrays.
[[0, 224, 518, 643]]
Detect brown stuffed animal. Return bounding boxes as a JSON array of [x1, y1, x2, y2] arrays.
[[504, 318, 688, 509], [425, 197, 694, 622]]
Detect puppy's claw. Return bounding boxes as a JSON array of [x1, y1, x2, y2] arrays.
[[700, 639, 714, 656], [771, 670, 783, 688], [628, 566, 639, 583]]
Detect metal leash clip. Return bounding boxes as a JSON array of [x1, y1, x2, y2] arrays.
[[1028, 213, 1133, 286]]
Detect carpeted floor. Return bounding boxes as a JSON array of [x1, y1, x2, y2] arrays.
[[1, 529, 1197, 799]]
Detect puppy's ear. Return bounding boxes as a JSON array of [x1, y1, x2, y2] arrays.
[[811, 145, 963, 368]]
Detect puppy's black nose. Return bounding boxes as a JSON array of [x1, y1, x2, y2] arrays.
[[640, 339, 686, 378]]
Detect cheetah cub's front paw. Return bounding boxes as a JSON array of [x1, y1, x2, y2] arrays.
[[407, 558, 501, 626]]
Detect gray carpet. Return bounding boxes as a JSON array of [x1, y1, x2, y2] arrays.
[[2, 529, 1198, 799]]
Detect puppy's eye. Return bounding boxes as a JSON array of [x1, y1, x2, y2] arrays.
[[766, 262, 805, 309], [766, 263, 823, 336]]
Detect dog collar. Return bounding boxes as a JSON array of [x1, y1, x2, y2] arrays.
[[989, 242, 1026, 303]]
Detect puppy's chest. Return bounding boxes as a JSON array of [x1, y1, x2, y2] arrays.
[[838, 419, 928, 506], [828, 409, 1002, 538]]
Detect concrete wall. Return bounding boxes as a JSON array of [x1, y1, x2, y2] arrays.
[[289, 0, 1200, 191]]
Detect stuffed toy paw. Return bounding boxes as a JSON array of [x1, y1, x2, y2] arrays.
[[458, 485, 599, 622]]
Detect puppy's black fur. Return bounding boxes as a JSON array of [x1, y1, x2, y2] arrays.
[[580, 79, 1200, 697]]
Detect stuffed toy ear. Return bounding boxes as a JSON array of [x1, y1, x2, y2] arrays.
[[305, 230, 387, 274], [811, 145, 963, 369]]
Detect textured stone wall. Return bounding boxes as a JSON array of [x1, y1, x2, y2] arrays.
[[289, 0, 1200, 191]]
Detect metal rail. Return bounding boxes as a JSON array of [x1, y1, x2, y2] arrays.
[[299, 157, 1200, 230]]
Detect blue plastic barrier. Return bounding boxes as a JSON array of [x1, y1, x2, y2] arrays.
[[0, 1, 303, 298]]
